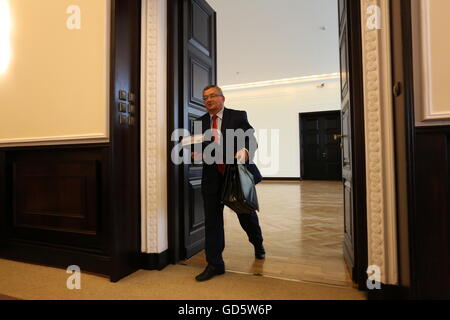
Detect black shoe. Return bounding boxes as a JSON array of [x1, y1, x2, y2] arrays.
[[195, 264, 225, 282], [254, 245, 266, 260]]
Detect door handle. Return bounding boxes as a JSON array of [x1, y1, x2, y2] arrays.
[[333, 134, 347, 141], [393, 82, 402, 97]]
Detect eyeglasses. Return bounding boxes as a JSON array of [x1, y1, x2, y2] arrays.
[[203, 94, 223, 101]]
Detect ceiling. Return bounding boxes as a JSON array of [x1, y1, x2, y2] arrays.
[[207, 0, 340, 86]]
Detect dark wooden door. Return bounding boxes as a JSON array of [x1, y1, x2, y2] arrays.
[[180, 0, 217, 259], [339, 0, 355, 282], [300, 111, 342, 181], [338, 0, 367, 287]]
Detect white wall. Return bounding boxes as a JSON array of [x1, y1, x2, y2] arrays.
[[223, 77, 341, 178], [0, 0, 110, 147], [209, 0, 341, 178], [208, 0, 340, 85]]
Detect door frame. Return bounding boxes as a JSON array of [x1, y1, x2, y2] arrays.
[[389, 0, 417, 298], [299, 110, 342, 181], [167, 0, 368, 289], [167, 0, 184, 263]]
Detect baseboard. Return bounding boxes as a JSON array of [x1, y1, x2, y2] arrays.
[[367, 284, 409, 300], [0, 240, 111, 277], [262, 177, 302, 181], [140, 250, 170, 271]]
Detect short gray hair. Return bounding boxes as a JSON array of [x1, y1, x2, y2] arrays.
[[203, 85, 223, 96]]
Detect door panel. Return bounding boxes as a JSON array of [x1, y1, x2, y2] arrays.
[[338, 0, 367, 287], [342, 101, 352, 168], [341, 98, 354, 269], [300, 112, 342, 181], [2, 149, 107, 250], [324, 114, 342, 181], [340, 23, 349, 100], [182, 0, 217, 259], [189, 0, 213, 55], [343, 180, 354, 263], [189, 53, 212, 107], [339, 0, 355, 280]]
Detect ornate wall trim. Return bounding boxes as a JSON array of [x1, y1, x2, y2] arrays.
[[361, 0, 398, 285], [140, 0, 168, 254], [0, 134, 109, 148], [221, 73, 340, 91]]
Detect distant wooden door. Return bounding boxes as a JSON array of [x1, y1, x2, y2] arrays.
[[181, 0, 217, 259], [300, 111, 342, 181]]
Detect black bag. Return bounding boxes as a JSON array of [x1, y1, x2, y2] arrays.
[[221, 164, 259, 214]]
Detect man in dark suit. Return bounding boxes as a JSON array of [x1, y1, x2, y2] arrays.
[[193, 85, 265, 282]]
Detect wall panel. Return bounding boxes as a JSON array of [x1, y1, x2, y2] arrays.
[[0, 0, 110, 146]]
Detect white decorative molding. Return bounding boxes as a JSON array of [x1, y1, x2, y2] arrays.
[[361, 0, 398, 285], [221, 73, 340, 91], [141, 0, 168, 254], [416, 0, 450, 122], [0, 134, 109, 147]]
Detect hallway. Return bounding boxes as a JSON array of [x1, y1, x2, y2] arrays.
[[183, 181, 351, 287]]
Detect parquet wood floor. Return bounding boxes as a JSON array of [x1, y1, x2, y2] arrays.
[[182, 180, 353, 287]]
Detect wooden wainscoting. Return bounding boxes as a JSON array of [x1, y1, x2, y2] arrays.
[[413, 126, 450, 299], [0, 146, 112, 275], [13, 153, 98, 234], [4, 148, 107, 248]]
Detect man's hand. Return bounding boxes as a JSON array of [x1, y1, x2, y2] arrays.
[[235, 149, 249, 164]]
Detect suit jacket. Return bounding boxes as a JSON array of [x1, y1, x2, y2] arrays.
[[197, 107, 262, 194]]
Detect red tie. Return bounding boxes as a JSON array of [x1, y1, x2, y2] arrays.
[[212, 115, 225, 174]]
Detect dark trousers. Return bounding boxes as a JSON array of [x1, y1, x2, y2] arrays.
[[202, 182, 263, 267]]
